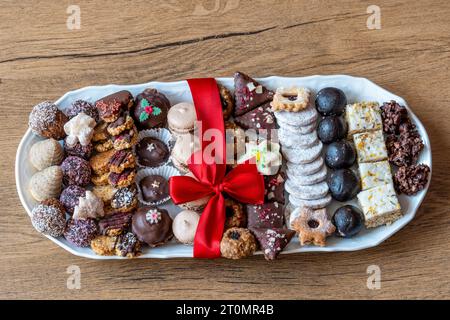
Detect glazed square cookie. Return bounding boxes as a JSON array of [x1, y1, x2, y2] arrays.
[[353, 130, 388, 163], [345, 102, 382, 136], [359, 160, 393, 190], [357, 183, 402, 228]]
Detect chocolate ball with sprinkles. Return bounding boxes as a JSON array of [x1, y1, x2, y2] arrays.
[[64, 218, 99, 247], [132, 206, 173, 247], [65, 100, 99, 123], [29, 101, 68, 140], [132, 88, 170, 130], [59, 185, 86, 215], [61, 156, 91, 187], [135, 137, 169, 167], [31, 199, 66, 237]]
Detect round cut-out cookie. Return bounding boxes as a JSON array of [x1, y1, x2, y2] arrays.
[[288, 194, 332, 212], [285, 180, 329, 200], [281, 141, 323, 164], [276, 119, 316, 134]]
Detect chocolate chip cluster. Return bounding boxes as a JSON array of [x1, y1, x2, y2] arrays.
[[381, 100, 430, 195], [394, 164, 430, 195]]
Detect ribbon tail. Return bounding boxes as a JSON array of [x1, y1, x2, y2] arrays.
[[193, 193, 225, 258]]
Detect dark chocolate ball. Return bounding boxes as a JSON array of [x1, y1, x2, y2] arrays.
[[139, 175, 169, 203], [132, 206, 173, 247], [325, 140, 356, 169], [328, 169, 360, 202], [332, 205, 364, 238], [317, 116, 348, 144], [132, 89, 170, 130], [136, 137, 169, 167], [315, 87, 347, 116]]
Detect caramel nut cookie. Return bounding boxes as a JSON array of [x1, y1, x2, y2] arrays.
[[94, 138, 113, 153], [91, 235, 117, 256], [218, 84, 234, 120], [292, 207, 335, 246], [98, 212, 133, 236], [108, 168, 136, 188], [271, 87, 311, 112], [112, 125, 138, 151], [92, 185, 118, 204], [90, 149, 116, 175], [95, 90, 134, 123], [220, 227, 257, 259], [93, 122, 109, 142], [111, 186, 138, 213], [224, 199, 246, 229], [107, 113, 134, 136], [91, 172, 110, 186], [109, 149, 136, 174]]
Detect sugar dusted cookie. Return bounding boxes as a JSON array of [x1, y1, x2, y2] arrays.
[[285, 180, 329, 200], [31, 199, 66, 237], [64, 113, 96, 147], [281, 141, 323, 165]]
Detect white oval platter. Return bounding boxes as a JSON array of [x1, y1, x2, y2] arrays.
[[15, 75, 432, 259]]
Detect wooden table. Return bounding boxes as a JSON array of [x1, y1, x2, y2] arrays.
[[1, 0, 449, 300]]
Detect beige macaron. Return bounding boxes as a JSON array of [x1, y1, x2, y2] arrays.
[[170, 133, 201, 173], [178, 172, 211, 211], [168, 102, 196, 135]]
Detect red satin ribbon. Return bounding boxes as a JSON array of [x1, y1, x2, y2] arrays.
[[169, 78, 265, 258]]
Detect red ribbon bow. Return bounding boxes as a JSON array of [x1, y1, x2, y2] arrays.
[[169, 78, 265, 258]]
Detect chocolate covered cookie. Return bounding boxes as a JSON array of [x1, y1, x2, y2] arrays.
[[139, 175, 169, 203], [234, 72, 274, 116], [136, 137, 169, 167], [132, 88, 170, 130], [95, 90, 134, 123], [132, 206, 173, 247]]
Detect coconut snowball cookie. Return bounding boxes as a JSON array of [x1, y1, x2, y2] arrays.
[[29, 101, 68, 140], [172, 210, 200, 245]]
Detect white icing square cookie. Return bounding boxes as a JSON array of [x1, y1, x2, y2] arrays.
[[345, 102, 382, 136], [353, 130, 388, 163], [357, 183, 402, 228], [359, 160, 393, 190]]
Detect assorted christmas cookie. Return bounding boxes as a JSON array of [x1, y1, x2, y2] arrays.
[[251, 228, 295, 260], [95, 90, 134, 123], [138, 174, 169, 204], [234, 103, 276, 131], [234, 71, 274, 116], [65, 99, 99, 123], [264, 172, 286, 204], [132, 88, 170, 130], [170, 133, 201, 173], [64, 113, 96, 147], [29, 101, 68, 140], [271, 87, 311, 112], [135, 136, 169, 167], [172, 210, 200, 245], [108, 168, 136, 188], [247, 202, 284, 229], [60, 185, 86, 215], [29, 166, 63, 202], [224, 199, 246, 229], [218, 84, 235, 120], [132, 206, 173, 247], [64, 138, 93, 159], [220, 227, 257, 259], [29, 139, 64, 171], [291, 207, 335, 246], [64, 218, 99, 247], [315, 87, 347, 116], [72, 190, 105, 220], [332, 205, 364, 238], [31, 199, 66, 237], [110, 185, 138, 213], [107, 112, 134, 136], [61, 156, 91, 186], [98, 212, 133, 236], [167, 102, 196, 135]]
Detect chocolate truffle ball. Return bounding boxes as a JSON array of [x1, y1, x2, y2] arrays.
[[139, 175, 169, 203], [29, 101, 68, 140], [64, 218, 98, 247], [317, 116, 348, 144], [132, 88, 170, 130], [132, 206, 173, 247], [64, 137, 93, 159], [325, 140, 356, 169], [31, 199, 66, 237], [60, 185, 86, 215], [61, 156, 91, 186], [315, 87, 347, 116], [66, 100, 99, 123], [332, 205, 364, 238], [328, 169, 361, 202], [136, 137, 169, 167]]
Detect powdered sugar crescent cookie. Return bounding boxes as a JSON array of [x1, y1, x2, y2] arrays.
[[276, 120, 316, 134], [274, 105, 318, 126], [288, 194, 332, 212], [286, 157, 324, 176], [271, 87, 311, 112], [281, 141, 323, 164], [278, 128, 318, 149], [288, 165, 327, 186], [285, 180, 329, 200]]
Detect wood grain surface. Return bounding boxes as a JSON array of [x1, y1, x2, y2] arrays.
[[1, 0, 449, 300]]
